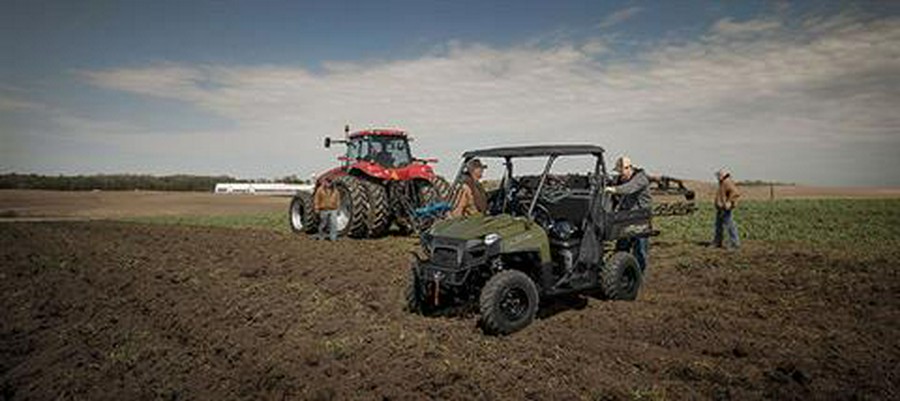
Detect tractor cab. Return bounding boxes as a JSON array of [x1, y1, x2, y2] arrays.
[[344, 130, 413, 168]]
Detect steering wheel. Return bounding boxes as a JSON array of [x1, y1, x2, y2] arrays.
[[539, 175, 572, 203], [515, 201, 553, 230]]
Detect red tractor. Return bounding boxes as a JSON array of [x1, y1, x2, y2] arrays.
[[289, 126, 451, 238]]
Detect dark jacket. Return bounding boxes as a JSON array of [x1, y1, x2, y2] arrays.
[[612, 168, 651, 211]]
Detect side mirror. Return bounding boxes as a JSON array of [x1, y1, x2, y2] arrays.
[[324, 137, 332, 148]]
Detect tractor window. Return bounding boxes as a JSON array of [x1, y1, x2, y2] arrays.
[[346, 138, 368, 160], [370, 136, 411, 167]]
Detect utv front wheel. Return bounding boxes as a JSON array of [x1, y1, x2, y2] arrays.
[[405, 266, 430, 315], [479, 270, 539, 335], [600, 251, 642, 300]]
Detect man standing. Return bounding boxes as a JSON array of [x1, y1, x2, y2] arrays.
[[604, 156, 652, 272], [713, 169, 741, 249], [450, 159, 488, 218], [314, 179, 341, 241]]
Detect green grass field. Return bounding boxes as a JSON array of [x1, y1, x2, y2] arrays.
[[655, 199, 900, 248], [127, 212, 289, 233], [127, 198, 900, 249]]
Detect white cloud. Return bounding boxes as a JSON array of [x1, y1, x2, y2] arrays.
[[0, 95, 44, 112], [598, 6, 643, 29], [711, 17, 782, 36], [13, 12, 900, 185]]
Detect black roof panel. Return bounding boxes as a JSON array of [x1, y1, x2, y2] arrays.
[[462, 144, 605, 158]]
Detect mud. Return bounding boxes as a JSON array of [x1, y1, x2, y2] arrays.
[[1, 222, 897, 400]]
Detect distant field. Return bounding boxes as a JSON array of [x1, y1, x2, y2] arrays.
[[0, 189, 285, 219], [4, 189, 898, 249], [2, 185, 899, 220], [683, 181, 900, 201], [124, 199, 900, 252]]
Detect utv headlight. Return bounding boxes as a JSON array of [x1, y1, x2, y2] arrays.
[[484, 233, 501, 245]]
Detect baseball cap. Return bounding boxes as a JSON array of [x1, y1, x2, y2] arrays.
[[467, 158, 487, 170]]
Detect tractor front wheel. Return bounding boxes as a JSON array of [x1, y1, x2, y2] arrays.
[[289, 192, 318, 234], [479, 270, 539, 335]]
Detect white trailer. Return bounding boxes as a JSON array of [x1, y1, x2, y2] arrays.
[[214, 183, 313, 195]]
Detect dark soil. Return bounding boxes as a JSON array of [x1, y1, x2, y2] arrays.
[[1, 222, 897, 400]]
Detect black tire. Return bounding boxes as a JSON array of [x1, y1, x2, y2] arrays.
[[332, 175, 369, 238], [479, 270, 540, 335], [419, 176, 451, 204], [288, 192, 318, 234], [600, 251, 642, 301], [360, 179, 390, 237], [405, 265, 430, 315]]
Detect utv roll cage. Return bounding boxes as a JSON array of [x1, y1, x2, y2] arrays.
[[451, 144, 608, 220]]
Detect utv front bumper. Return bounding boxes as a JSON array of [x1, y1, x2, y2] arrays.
[[413, 236, 499, 288]]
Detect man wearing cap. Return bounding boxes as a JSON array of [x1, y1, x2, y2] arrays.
[[604, 156, 652, 272], [450, 158, 488, 218], [713, 169, 741, 249]]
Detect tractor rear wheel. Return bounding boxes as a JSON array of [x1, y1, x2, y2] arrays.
[[289, 192, 318, 234], [600, 251, 642, 300], [420, 176, 451, 204], [391, 176, 453, 235], [479, 270, 539, 335], [332, 175, 369, 238], [361, 179, 390, 237]]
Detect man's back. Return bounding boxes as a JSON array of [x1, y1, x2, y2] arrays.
[[613, 169, 651, 211]]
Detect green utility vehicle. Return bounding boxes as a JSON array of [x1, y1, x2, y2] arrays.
[[407, 145, 695, 335]]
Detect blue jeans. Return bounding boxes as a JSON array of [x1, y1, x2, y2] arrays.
[[616, 237, 649, 273], [714, 208, 740, 248], [319, 211, 338, 241]]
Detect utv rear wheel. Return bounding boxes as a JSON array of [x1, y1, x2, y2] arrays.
[[332, 175, 369, 238], [361, 179, 390, 237], [479, 270, 539, 335], [289, 192, 318, 234], [600, 251, 642, 300]]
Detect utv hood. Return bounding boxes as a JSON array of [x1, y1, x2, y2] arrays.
[[429, 214, 550, 263], [430, 214, 530, 239]]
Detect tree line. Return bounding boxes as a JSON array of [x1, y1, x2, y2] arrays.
[[0, 173, 309, 192]]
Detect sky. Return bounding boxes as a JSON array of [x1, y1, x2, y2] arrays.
[[1, 0, 899, 186]]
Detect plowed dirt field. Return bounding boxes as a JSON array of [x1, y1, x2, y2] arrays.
[[2, 221, 897, 400]]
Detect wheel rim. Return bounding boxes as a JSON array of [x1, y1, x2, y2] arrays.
[[334, 192, 351, 232], [290, 201, 304, 230], [499, 287, 530, 322]]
